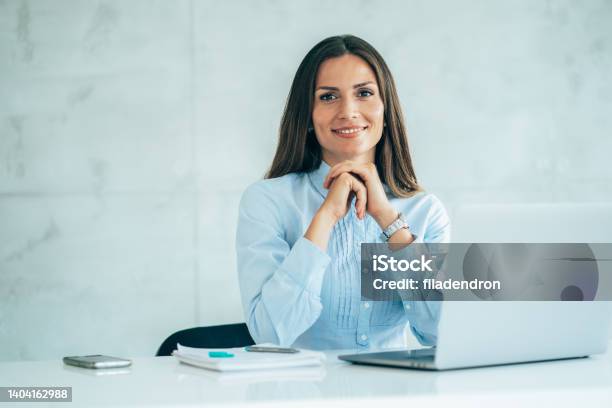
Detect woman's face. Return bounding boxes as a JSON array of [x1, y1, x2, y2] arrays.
[[312, 53, 385, 165]]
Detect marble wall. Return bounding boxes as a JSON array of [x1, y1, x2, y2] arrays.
[[1, 0, 610, 361]]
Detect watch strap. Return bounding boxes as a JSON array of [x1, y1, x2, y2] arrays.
[[380, 212, 408, 241]]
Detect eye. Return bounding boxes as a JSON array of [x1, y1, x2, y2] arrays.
[[319, 92, 337, 101], [357, 88, 374, 97]]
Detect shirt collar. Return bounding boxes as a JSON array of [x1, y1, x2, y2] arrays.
[[307, 160, 331, 198]]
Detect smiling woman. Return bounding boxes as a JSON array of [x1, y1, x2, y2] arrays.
[[236, 35, 450, 350]]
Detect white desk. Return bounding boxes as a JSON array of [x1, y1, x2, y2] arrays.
[[1, 347, 612, 407]]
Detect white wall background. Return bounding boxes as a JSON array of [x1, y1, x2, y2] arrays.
[[1, 0, 611, 361]]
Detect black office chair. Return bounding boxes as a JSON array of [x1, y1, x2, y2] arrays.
[[156, 323, 255, 356]]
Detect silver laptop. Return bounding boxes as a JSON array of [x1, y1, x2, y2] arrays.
[[339, 302, 612, 370]]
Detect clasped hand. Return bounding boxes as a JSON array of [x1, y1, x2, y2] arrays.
[[320, 161, 396, 225]]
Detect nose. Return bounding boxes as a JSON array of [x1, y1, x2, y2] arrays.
[[337, 96, 360, 120]]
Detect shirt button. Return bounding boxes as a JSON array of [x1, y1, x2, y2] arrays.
[[361, 334, 368, 341], [363, 302, 370, 309], [404, 304, 411, 311]]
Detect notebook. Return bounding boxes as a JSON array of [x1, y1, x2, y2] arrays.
[[172, 343, 326, 372]]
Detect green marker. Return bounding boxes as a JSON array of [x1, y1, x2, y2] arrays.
[[208, 351, 234, 358]]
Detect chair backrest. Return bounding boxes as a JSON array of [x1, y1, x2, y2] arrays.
[[156, 323, 255, 356]]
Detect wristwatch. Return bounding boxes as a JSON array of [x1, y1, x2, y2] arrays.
[[380, 212, 409, 241]]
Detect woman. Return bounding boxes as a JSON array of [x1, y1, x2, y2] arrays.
[[236, 35, 450, 350]]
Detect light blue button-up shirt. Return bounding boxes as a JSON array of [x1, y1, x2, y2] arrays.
[[236, 160, 451, 350]]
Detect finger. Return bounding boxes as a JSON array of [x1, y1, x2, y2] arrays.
[[326, 168, 368, 191], [351, 176, 368, 220], [324, 162, 356, 188], [326, 172, 344, 189], [324, 162, 355, 188], [345, 191, 355, 213], [325, 162, 372, 188]]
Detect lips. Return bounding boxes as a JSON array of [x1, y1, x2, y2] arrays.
[[332, 126, 368, 137]]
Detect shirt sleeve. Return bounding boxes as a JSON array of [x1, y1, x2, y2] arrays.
[[423, 194, 451, 244], [404, 194, 451, 346], [235, 182, 331, 347]]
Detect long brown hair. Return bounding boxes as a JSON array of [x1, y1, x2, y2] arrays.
[[266, 35, 422, 197]]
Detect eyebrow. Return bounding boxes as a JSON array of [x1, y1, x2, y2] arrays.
[[316, 81, 375, 91]]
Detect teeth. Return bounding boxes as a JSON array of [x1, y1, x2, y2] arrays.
[[335, 127, 365, 134]]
